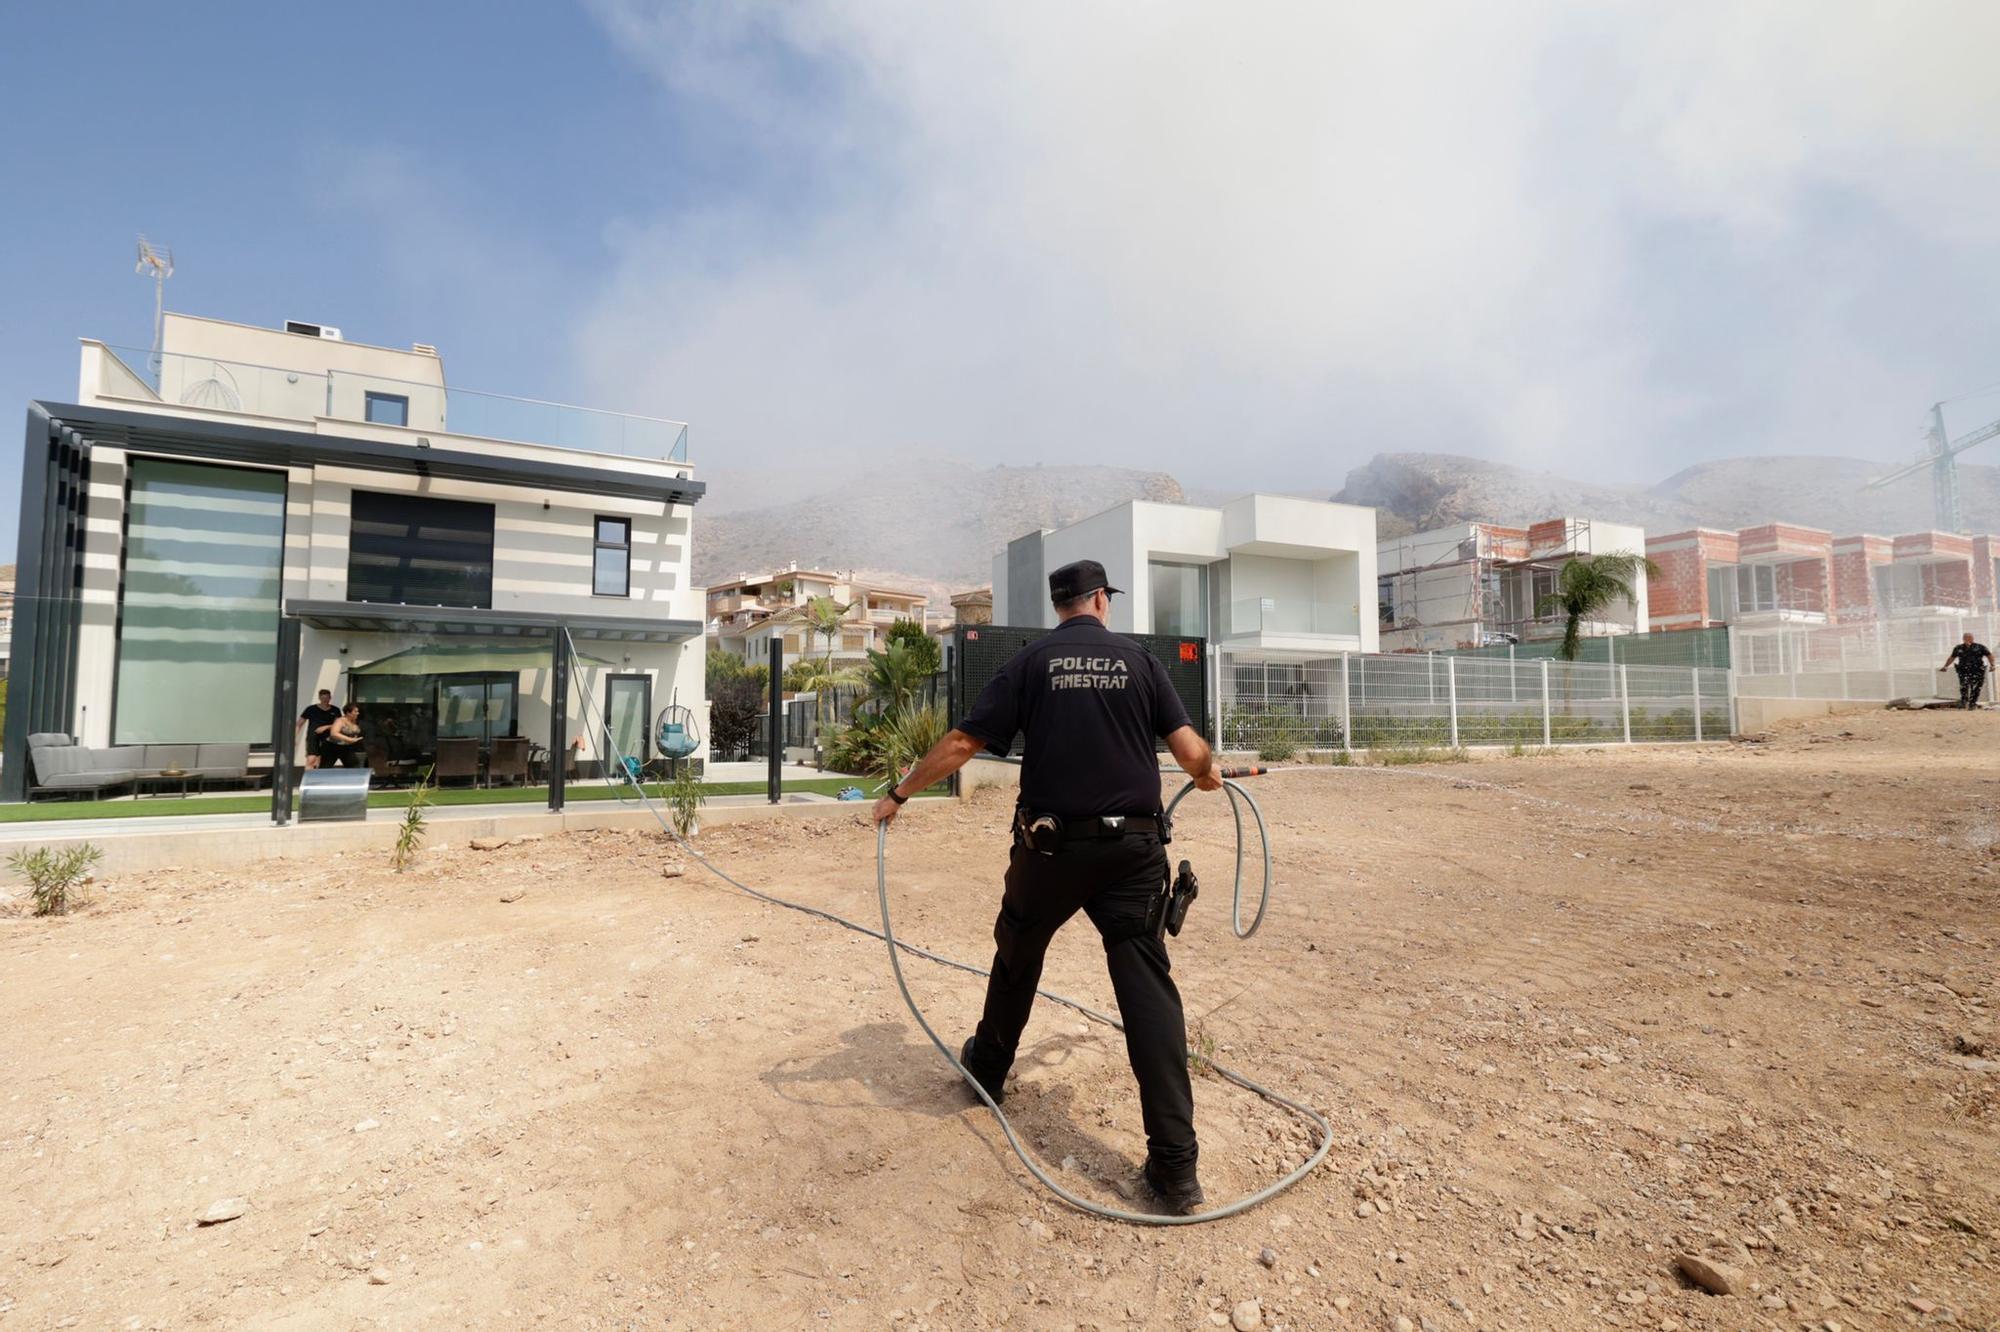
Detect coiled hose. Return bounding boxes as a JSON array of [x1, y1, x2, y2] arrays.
[[565, 633, 1331, 1224]]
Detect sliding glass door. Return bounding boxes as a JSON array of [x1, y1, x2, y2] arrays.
[[605, 675, 651, 769]]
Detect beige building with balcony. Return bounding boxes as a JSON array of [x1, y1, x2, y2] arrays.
[[4, 312, 704, 803], [706, 566, 929, 663]]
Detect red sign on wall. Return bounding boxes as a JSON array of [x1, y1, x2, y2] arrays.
[[1179, 642, 1201, 663]]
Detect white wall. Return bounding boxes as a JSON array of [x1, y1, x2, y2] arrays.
[[990, 493, 1379, 653]]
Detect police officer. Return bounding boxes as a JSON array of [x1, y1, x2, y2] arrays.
[[1942, 632, 1995, 709], [872, 558, 1223, 1214]]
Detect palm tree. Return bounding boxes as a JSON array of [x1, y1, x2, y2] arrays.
[[804, 595, 850, 672], [802, 595, 855, 756], [1539, 552, 1659, 661]]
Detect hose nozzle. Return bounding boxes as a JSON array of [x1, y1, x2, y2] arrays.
[[1218, 765, 1267, 780]]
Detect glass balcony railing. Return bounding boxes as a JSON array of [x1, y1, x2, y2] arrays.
[[1228, 598, 1349, 636], [100, 345, 689, 462]]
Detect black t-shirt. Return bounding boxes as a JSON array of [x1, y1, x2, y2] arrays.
[[300, 703, 340, 750], [1947, 643, 1992, 674], [957, 615, 1193, 819]]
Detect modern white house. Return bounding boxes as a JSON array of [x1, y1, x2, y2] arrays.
[[3, 313, 706, 803], [1376, 517, 1650, 653], [992, 492, 1379, 672]]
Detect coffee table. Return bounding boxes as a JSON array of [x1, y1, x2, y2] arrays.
[[136, 771, 194, 799]]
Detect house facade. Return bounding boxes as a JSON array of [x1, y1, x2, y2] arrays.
[[992, 493, 1379, 655], [706, 566, 929, 664], [3, 313, 706, 800], [1376, 518, 1651, 653]]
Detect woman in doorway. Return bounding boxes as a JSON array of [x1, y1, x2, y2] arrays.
[[322, 704, 367, 768]]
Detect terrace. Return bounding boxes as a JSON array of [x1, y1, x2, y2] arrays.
[[83, 340, 689, 463]]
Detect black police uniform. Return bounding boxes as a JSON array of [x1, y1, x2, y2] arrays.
[[953, 599, 1201, 1185], [1946, 641, 1993, 709]]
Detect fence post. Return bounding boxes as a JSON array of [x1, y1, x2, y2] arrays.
[[1427, 651, 1436, 704], [1540, 659, 1552, 747], [1447, 655, 1460, 748], [1692, 667, 1703, 742], [1509, 645, 1518, 702], [1620, 663, 1632, 744], [1839, 637, 1849, 700], [1340, 652, 1353, 752], [944, 641, 959, 798], [768, 638, 783, 804]]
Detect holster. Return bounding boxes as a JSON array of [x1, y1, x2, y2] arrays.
[[1145, 859, 1199, 940], [1013, 807, 1065, 856]]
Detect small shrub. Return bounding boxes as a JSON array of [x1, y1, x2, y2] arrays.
[[12, 843, 102, 916], [392, 768, 434, 872], [879, 703, 949, 786], [666, 761, 707, 839], [1373, 744, 1470, 767], [1187, 1021, 1219, 1077]]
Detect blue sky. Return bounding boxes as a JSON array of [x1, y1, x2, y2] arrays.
[[5, 1, 2000, 560]]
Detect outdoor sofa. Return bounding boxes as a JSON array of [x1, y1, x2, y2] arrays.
[[25, 733, 261, 800]]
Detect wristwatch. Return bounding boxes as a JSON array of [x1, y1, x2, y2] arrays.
[[889, 787, 910, 805]]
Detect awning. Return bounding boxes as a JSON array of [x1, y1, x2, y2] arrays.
[[351, 642, 614, 676], [286, 598, 703, 644]]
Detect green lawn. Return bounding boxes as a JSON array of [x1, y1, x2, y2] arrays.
[[0, 775, 933, 824]]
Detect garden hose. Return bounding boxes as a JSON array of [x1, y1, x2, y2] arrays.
[[562, 633, 1331, 1225]]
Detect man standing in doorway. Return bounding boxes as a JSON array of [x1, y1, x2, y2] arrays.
[[1942, 632, 1995, 709], [872, 559, 1222, 1213], [297, 689, 339, 769]]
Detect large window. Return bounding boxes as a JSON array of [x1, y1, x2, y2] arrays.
[[1706, 564, 1738, 620], [1874, 563, 1924, 612], [348, 490, 494, 608], [594, 517, 631, 597], [114, 459, 287, 744], [1149, 561, 1207, 638], [1735, 563, 1778, 613]]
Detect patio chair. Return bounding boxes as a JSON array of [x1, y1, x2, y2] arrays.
[[433, 738, 481, 787], [366, 742, 399, 787], [488, 736, 530, 787]]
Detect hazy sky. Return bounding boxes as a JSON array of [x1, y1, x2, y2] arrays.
[[4, 2, 1999, 556]]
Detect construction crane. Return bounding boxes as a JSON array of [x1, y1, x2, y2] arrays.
[[1866, 401, 2000, 533]]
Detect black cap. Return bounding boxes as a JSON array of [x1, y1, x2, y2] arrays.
[[1049, 559, 1122, 604]]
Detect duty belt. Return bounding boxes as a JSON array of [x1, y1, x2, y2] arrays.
[[1014, 809, 1164, 854]]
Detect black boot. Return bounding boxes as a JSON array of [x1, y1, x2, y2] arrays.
[[1143, 1155, 1205, 1216], [957, 1037, 1006, 1105]]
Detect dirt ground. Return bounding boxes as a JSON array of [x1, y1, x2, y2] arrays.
[[2, 710, 1996, 1332]]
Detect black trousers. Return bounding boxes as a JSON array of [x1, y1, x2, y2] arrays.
[[961, 832, 1198, 1175], [1961, 670, 1987, 708]]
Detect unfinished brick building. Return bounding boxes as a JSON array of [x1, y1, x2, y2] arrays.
[[1648, 522, 1999, 630]]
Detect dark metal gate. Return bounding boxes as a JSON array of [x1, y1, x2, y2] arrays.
[[950, 624, 1209, 753]]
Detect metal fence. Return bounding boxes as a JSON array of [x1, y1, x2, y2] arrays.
[[1442, 626, 1731, 670], [1730, 613, 1994, 703], [1219, 653, 1732, 753], [718, 674, 953, 763]]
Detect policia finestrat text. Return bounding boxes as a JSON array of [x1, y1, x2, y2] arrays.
[[872, 559, 1223, 1213]]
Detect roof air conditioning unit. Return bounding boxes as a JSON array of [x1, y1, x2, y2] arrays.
[[283, 320, 344, 341]]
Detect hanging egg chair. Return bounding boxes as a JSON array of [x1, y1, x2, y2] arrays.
[[655, 703, 701, 762]]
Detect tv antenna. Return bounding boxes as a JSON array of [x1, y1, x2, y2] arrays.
[[134, 235, 174, 373]]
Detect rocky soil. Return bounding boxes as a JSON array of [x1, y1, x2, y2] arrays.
[[2, 709, 1995, 1329]]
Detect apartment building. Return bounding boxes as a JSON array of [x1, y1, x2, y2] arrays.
[[3, 312, 706, 801], [705, 566, 930, 663], [1648, 522, 1999, 629], [1375, 518, 1650, 653]]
